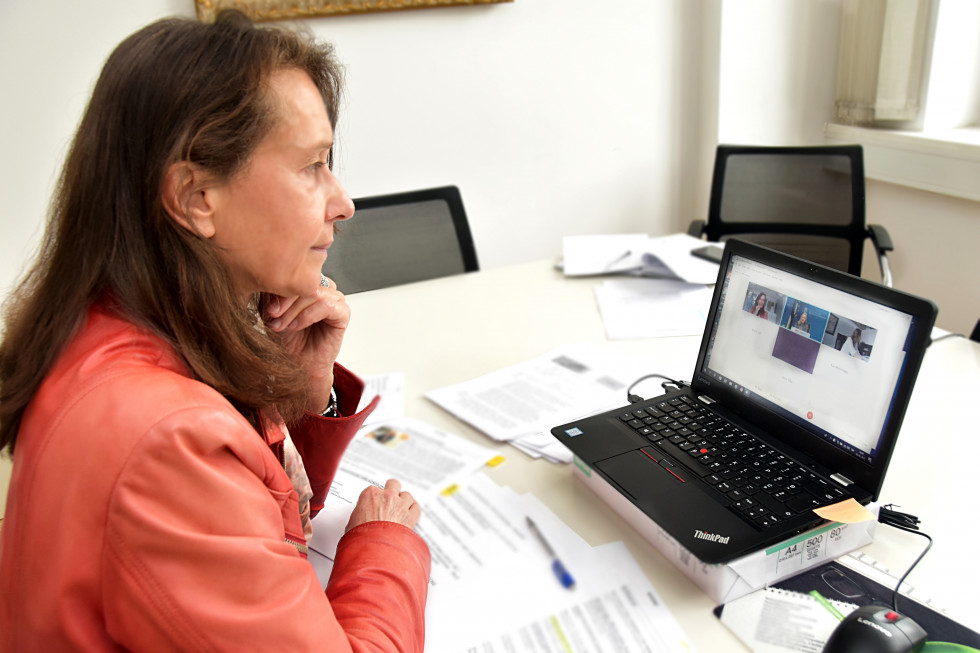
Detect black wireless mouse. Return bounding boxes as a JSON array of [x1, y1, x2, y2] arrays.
[[823, 604, 927, 653]]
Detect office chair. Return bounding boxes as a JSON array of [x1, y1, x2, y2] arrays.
[[322, 185, 479, 294], [688, 144, 894, 286]]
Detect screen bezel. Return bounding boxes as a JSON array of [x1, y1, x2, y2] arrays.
[[691, 239, 936, 501]]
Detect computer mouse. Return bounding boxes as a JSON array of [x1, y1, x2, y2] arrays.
[[823, 604, 927, 653]]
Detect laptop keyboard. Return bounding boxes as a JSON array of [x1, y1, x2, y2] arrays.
[[617, 395, 848, 530]]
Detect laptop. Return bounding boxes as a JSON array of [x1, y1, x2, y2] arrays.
[[551, 239, 937, 564]]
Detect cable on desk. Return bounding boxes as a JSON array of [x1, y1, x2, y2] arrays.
[[878, 504, 933, 614], [626, 374, 687, 404]]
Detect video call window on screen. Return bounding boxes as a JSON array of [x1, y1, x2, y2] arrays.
[[742, 284, 878, 375], [705, 254, 917, 462]]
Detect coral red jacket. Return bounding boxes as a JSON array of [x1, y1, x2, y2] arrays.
[[0, 303, 430, 651]]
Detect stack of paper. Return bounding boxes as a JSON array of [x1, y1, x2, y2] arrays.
[[716, 586, 855, 653], [312, 468, 696, 652], [561, 232, 721, 285], [425, 342, 656, 463], [421, 475, 696, 652]]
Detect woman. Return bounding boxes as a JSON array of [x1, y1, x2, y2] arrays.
[[842, 328, 864, 357], [0, 12, 429, 651], [796, 309, 810, 332], [749, 292, 768, 319]]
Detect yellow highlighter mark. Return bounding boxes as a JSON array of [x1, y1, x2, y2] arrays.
[[440, 484, 460, 497], [549, 615, 573, 653], [486, 455, 506, 467]]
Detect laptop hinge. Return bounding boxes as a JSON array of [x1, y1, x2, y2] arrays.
[[830, 473, 854, 487], [697, 394, 716, 405]]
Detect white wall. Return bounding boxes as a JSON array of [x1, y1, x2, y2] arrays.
[[865, 179, 980, 334], [717, 0, 842, 146], [322, 1, 701, 267], [0, 0, 190, 296], [0, 0, 698, 301]]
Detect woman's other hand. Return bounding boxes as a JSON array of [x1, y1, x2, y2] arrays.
[[261, 277, 347, 413], [346, 479, 422, 532]]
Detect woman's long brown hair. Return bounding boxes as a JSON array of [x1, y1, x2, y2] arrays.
[[0, 11, 344, 453]]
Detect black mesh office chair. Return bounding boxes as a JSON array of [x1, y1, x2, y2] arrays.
[[322, 185, 479, 294], [688, 144, 894, 286]]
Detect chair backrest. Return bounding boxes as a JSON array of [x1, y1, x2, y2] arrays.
[[322, 185, 478, 294], [703, 144, 867, 276]]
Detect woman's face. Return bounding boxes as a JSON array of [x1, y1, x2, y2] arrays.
[[206, 68, 353, 298], [755, 294, 766, 308]]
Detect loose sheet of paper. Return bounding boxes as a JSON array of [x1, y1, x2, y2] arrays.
[[355, 372, 405, 426], [425, 342, 653, 461], [507, 431, 577, 464], [717, 586, 855, 653], [467, 579, 694, 653], [308, 416, 497, 560], [594, 278, 712, 339]]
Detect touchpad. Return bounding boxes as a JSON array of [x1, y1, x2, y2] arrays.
[[595, 448, 686, 501]]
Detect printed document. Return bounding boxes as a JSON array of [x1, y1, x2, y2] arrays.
[[465, 579, 694, 653], [425, 342, 653, 461], [717, 586, 854, 653], [417, 475, 695, 652], [356, 372, 405, 426], [308, 417, 497, 560], [312, 470, 695, 652]]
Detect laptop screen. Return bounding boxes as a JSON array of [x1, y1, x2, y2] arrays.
[[700, 252, 917, 465]]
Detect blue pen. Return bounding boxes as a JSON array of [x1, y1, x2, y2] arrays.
[[526, 516, 575, 589]]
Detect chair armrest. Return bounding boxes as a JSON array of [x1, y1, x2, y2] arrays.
[[688, 220, 706, 238], [867, 224, 894, 287], [868, 224, 894, 252]]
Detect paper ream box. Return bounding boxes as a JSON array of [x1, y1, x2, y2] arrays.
[[573, 456, 877, 605]]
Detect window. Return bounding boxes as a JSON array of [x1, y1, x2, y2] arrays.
[[826, 0, 980, 201]]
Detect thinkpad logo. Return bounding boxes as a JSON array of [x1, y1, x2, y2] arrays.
[[694, 529, 730, 544]]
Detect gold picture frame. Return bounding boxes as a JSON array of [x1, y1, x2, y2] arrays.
[[195, 0, 512, 22]]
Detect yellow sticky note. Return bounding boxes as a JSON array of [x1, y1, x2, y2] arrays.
[[486, 455, 506, 468], [813, 498, 875, 524], [441, 484, 460, 497]]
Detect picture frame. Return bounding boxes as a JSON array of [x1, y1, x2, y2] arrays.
[[195, 0, 512, 22]]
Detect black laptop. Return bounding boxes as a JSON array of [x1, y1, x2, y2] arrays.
[[552, 239, 936, 564]]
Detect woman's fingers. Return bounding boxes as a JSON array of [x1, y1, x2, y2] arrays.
[[345, 478, 422, 532]]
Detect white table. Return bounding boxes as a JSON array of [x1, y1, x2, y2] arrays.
[[335, 259, 980, 650]]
